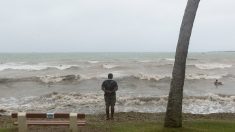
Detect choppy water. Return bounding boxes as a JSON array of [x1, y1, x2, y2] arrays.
[[0, 52, 235, 114]]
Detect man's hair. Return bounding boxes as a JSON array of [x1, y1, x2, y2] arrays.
[[108, 73, 113, 79]]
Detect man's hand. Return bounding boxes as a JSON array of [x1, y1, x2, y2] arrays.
[[105, 90, 112, 93]]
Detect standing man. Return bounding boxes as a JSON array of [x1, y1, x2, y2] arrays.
[[101, 73, 118, 120]]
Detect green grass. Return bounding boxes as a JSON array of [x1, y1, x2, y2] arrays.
[[183, 120, 235, 132], [1, 120, 235, 132], [87, 120, 235, 132], [0, 128, 11, 132]]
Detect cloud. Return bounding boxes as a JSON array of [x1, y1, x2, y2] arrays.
[[0, 0, 234, 52]]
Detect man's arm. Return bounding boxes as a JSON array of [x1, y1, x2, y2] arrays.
[[113, 86, 118, 92], [111, 82, 118, 92], [102, 82, 112, 93], [101, 82, 105, 91], [102, 86, 112, 93]]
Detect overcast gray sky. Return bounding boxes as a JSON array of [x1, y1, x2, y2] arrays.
[[0, 0, 234, 52]]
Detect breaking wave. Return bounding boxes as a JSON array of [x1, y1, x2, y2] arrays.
[[120, 73, 230, 82], [87, 61, 99, 64], [39, 75, 80, 83], [0, 73, 233, 84], [1, 93, 235, 114], [194, 63, 232, 70], [0, 63, 78, 71], [1, 62, 232, 72], [163, 58, 175, 61], [186, 73, 228, 80], [0, 75, 80, 84], [102, 64, 120, 69], [130, 73, 171, 81]]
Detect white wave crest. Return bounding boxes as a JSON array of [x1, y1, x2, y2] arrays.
[[183, 93, 235, 114], [186, 73, 226, 80], [138, 60, 152, 63], [164, 58, 175, 61], [133, 73, 170, 81], [0, 92, 104, 114], [39, 75, 80, 83], [102, 64, 119, 69], [195, 63, 232, 70], [0, 63, 77, 71], [67, 73, 229, 81], [132, 73, 227, 81], [1, 93, 235, 114], [88, 61, 99, 64]]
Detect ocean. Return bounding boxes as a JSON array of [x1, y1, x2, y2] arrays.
[[0, 52, 235, 114]]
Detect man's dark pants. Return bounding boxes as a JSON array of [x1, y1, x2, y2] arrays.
[[104, 95, 116, 119]]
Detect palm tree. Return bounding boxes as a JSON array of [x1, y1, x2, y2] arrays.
[[164, 0, 200, 128]]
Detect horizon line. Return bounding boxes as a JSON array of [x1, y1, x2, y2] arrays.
[[0, 51, 234, 54]]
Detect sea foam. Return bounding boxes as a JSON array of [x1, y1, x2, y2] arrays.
[[0, 63, 77, 71], [1, 93, 235, 114], [195, 63, 232, 70]]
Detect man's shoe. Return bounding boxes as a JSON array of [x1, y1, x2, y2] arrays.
[[106, 117, 110, 120]]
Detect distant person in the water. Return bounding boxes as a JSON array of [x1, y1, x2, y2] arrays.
[[214, 79, 223, 86], [101, 73, 118, 120]]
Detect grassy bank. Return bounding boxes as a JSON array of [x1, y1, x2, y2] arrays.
[[1, 112, 235, 132], [88, 120, 235, 132], [0, 129, 10, 132], [1, 120, 235, 132]]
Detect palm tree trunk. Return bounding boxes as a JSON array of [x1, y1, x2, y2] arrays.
[[164, 0, 200, 128]]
